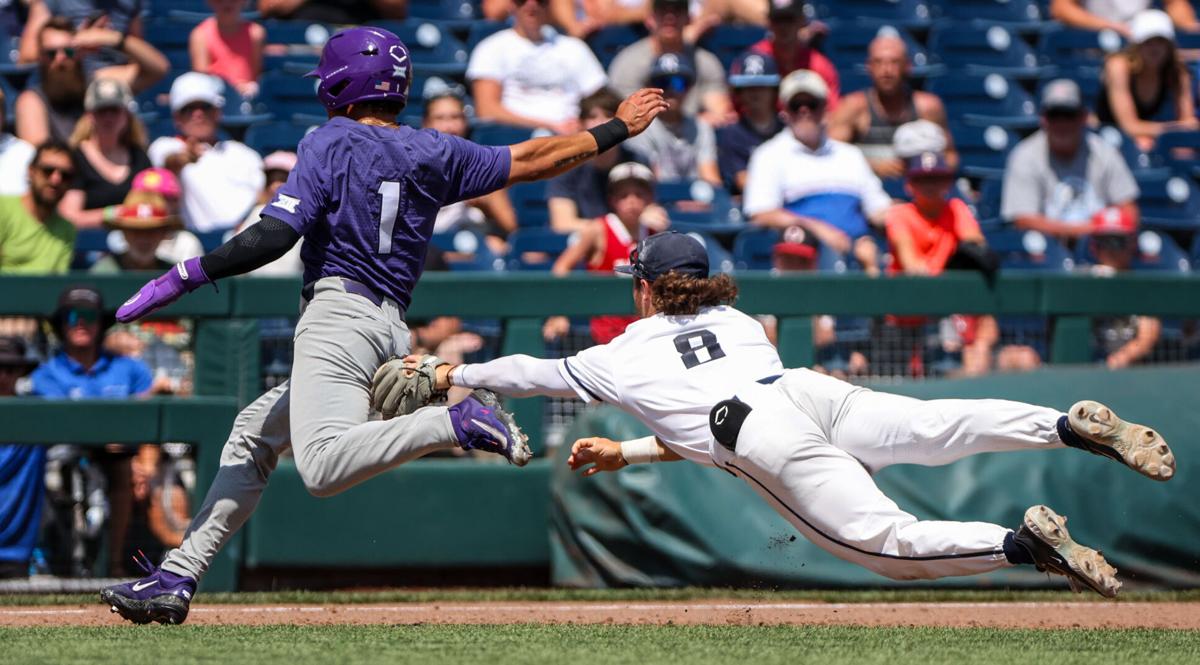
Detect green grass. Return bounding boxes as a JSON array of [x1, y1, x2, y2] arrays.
[[0, 625, 1197, 665], [5, 587, 1200, 607]]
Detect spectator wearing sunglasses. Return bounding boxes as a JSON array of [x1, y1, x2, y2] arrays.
[[624, 52, 721, 185], [743, 70, 891, 276], [0, 140, 77, 274], [1001, 79, 1140, 243]]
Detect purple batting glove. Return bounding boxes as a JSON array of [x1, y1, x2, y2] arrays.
[[116, 257, 212, 323]]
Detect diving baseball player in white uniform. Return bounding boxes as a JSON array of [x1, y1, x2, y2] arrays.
[[374, 232, 1176, 596]]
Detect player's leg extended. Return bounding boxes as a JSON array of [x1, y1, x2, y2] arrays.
[[284, 285, 460, 497], [831, 390, 1174, 480], [720, 384, 1014, 581], [101, 381, 292, 623]]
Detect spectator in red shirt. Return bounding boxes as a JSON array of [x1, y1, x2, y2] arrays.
[[747, 0, 839, 110]]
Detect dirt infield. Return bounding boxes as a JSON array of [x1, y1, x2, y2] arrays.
[[3, 601, 1199, 629]]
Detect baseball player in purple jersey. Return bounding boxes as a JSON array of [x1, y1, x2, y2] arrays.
[[99, 26, 667, 625]]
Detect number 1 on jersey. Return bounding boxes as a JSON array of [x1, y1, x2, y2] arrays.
[[377, 180, 400, 255]]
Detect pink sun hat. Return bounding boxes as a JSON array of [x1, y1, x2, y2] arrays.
[[132, 167, 182, 200]]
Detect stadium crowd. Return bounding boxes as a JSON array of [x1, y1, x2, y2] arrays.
[[2, 0, 1200, 580]]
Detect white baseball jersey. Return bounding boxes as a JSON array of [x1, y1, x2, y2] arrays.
[[557, 306, 783, 465]]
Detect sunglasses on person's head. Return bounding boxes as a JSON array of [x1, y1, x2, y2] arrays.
[[787, 96, 824, 114], [35, 164, 75, 181], [66, 309, 100, 326], [42, 46, 77, 59]]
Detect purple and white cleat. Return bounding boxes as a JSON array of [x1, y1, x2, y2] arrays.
[[99, 551, 196, 625], [448, 389, 533, 466]]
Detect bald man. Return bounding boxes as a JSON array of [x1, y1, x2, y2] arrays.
[[827, 36, 956, 180]]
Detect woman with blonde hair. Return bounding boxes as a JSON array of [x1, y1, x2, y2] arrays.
[[59, 78, 151, 228], [1098, 9, 1199, 151]]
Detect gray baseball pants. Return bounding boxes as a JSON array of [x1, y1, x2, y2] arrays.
[[163, 277, 458, 580]]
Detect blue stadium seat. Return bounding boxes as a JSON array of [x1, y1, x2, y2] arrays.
[[388, 22, 470, 76], [1074, 230, 1191, 272], [244, 120, 318, 154], [406, 0, 478, 24], [1191, 234, 1200, 267], [928, 24, 1047, 78], [258, 72, 325, 119], [655, 180, 743, 234], [144, 16, 197, 52], [948, 122, 1019, 178], [587, 25, 648, 70], [813, 0, 935, 30], [263, 20, 333, 48], [697, 25, 767, 70], [984, 229, 1073, 270], [974, 176, 1005, 225], [821, 23, 932, 73], [470, 123, 533, 146], [1095, 126, 1171, 178], [732, 228, 780, 270], [927, 75, 1038, 129], [936, 0, 1047, 31], [507, 181, 551, 228], [1037, 26, 1125, 68], [506, 228, 571, 270], [430, 229, 502, 271], [1135, 175, 1200, 231], [466, 21, 509, 52], [1153, 130, 1200, 178], [684, 232, 736, 274]]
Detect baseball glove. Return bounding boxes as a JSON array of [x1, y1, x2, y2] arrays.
[[371, 355, 449, 419]]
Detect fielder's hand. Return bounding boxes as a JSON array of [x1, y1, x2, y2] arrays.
[[371, 354, 450, 419], [567, 437, 627, 477], [616, 88, 670, 138]]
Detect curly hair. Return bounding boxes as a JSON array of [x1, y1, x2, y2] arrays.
[[648, 273, 739, 316]]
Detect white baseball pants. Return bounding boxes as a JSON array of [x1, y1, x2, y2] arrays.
[[710, 369, 1065, 580], [163, 277, 458, 580]]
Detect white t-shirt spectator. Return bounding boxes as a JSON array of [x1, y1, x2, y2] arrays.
[[1084, 0, 1150, 25], [148, 137, 265, 233], [466, 26, 607, 125], [0, 133, 34, 196], [743, 132, 892, 239]]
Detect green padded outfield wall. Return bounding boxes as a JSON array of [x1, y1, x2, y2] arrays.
[[550, 366, 1200, 588]]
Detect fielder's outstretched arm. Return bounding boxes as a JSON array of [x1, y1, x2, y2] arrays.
[[505, 88, 668, 184]]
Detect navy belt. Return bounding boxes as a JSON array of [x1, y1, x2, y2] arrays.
[[757, 374, 782, 385], [301, 277, 385, 308]]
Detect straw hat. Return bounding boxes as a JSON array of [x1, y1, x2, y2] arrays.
[[106, 190, 182, 231]]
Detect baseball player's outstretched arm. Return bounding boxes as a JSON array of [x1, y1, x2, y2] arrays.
[[114, 216, 301, 323], [506, 88, 668, 184], [568, 437, 683, 476]]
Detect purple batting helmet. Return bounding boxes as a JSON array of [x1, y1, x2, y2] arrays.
[[306, 27, 413, 111]]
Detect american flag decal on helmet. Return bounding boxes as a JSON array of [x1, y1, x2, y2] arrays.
[[374, 80, 391, 91]]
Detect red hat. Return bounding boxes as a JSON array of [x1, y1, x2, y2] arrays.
[[773, 225, 819, 260], [1090, 206, 1135, 236]]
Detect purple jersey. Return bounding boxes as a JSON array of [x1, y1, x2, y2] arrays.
[[267, 116, 511, 308]]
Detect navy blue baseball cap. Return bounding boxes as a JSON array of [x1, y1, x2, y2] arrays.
[[729, 51, 781, 89], [616, 231, 709, 281], [905, 151, 954, 178], [649, 52, 696, 93]]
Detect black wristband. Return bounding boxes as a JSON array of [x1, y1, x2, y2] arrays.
[[587, 118, 630, 154]]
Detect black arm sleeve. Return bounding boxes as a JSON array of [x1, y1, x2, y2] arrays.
[[198, 215, 301, 280]]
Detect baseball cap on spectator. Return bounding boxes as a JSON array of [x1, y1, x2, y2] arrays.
[[649, 53, 696, 93], [893, 119, 948, 159], [0, 336, 37, 370], [132, 167, 182, 200], [1039, 79, 1084, 115], [774, 224, 820, 260], [106, 191, 182, 231], [608, 161, 655, 186], [1131, 9, 1175, 44], [170, 72, 225, 113], [779, 69, 828, 105], [52, 285, 113, 335], [85, 78, 132, 112], [905, 151, 954, 179], [729, 51, 781, 88], [263, 150, 298, 174], [615, 231, 709, 281], [1091, 206, 1136, 236], [768, 0, 807, 21]]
